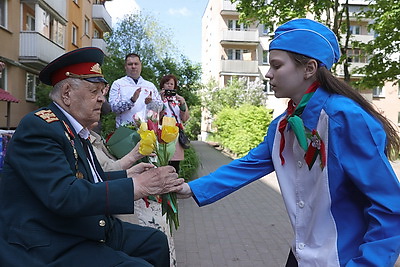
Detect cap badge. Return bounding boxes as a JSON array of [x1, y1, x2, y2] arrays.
[[90, 63, 102, 74]]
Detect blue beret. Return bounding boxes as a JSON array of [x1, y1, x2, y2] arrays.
[[39, 47, 107, 86], [269, 18, 340, 70]]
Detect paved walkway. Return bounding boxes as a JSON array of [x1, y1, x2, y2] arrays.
[[174, 141, 400, 267]]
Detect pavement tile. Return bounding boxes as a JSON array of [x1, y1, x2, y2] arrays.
[[175, 141, 400, 267]]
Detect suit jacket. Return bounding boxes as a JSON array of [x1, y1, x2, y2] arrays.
[[0, 103, 135, 265]]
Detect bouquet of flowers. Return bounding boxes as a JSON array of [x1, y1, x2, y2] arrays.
[[137, 112, 180, 232]]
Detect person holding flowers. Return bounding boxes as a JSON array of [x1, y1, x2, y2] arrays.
[[0, 47, 184, 266], [177, 18, 400, 267], [133, 113, 181, 267]]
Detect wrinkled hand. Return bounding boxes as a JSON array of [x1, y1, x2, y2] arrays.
[[132, 165, 184, 200], [145, 91, 152, 104], [176, 183, 193, 199], [126, 162, 154, 177]]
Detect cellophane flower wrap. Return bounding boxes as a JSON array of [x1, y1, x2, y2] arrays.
[[137, 112, 180, 233]]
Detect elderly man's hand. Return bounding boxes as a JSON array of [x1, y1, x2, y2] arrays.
[[126, 162, 154, 177], [132, 165, 184, 200]]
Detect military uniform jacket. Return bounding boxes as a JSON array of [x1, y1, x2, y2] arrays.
[[0, 103, 135, 265]]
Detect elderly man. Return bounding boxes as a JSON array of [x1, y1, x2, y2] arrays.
[[109, 53, 163, 127], [0, 47, 183, 266]]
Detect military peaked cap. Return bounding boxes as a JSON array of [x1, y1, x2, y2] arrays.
[[39, 47, 108, 86]]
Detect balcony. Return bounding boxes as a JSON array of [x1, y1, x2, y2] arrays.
[[21, 0, 67, 18], [92, 38, 109, 55], [221, 30, 259, 44], [93, 4, 112, 32], [335, 62, 367, 77], [19, 32, 65, 69], [220, 60, 259, 74], [221, 0, 238, 15]]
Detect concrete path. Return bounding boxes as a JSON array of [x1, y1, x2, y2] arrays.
[[174, 141, 400, 267]]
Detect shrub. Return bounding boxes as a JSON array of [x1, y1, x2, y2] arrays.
[[213, 104, 272, 157], [180, 147, 199, 182]]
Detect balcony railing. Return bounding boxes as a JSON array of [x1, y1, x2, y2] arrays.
[[19, 31, 65, 68], [92, 38, 109, 55], [222, 0, 238, 11], [92, 4, 112, 32], [220, 60, 259, 73], [221, 30, 259, 43], [335, 62, 367, 77]]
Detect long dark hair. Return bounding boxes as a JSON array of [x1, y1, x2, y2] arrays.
[[289, 52, 400, 160]]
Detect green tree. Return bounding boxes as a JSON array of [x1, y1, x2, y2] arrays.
[[101, 13, 202, 138], [232, 0, 362, 83], [200, 77, 267, 115], [354, 0, 400, 89]]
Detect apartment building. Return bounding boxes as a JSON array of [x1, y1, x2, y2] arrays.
[[202, 0, 400, 131], [0, 0, 112, 129]]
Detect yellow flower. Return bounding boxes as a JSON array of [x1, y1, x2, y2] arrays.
[[138, 130, 156, 155], [137, 122, 148, 134], [161, 117, 179, 143]]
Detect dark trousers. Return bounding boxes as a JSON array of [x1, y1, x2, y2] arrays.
[[285, 250, 298, 267], [50, 218, 170, 267], [168, 160, 180, 174]]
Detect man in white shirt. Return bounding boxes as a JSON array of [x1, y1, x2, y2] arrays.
[[109, 53, 163, 127]]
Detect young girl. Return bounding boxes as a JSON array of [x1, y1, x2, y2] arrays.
[[178, 18, 400, 266]]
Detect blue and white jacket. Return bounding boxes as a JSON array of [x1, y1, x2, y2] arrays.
[[189, 88, 400, 266]]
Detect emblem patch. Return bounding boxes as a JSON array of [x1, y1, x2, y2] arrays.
[[35, 110, 59, 123]]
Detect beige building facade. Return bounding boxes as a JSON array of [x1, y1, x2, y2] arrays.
[[202, 0, 400, 134], [0, 0, 112, 129]]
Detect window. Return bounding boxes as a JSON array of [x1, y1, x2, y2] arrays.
[[347, 49, 368, 63], [262, 50, 268, 64], [26, 14, 35, 31], [0, 0, 7, 28], [227, 19, 248, 31], [93, 29, 100, 38], [398, 112, 400, 126], [0, 66, 6, 89], [227, 49, 249, 60], [349, 25, 361, 35], [84, 17, 89, 36], [373, 87, 384, 98], [398, 82, 400, 97], [26, 73, 39, 102], [51, 18, 65, 46], [262, 24, 269, 35], [263, 80, 273, 94], [72, 24, 78, 45]]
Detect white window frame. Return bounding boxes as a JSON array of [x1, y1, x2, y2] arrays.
[[93, 28, 100, 38], [0, 0, 7, 28], [227, 19, 248, 31], [262, 50, 268, 64], [26, 73, 39, 102], [84, 17, 89, 36], [26, 14, 35, 31], [227, 49, 249, 60], [349, 25, 361, 35], [262, 24, 269, 35], [72, 24, 78, 45], [372, 87, 384, 98], [0, 66, 6, 89]]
